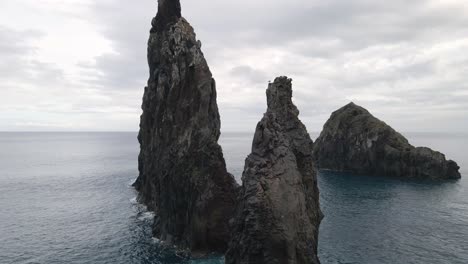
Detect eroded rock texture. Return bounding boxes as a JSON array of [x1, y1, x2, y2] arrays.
[[313, 102, 461, 180], [134, 0, 238, 253], [226, 77, 322, 264]]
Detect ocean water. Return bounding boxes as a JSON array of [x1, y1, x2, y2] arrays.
[[0, 132, 466, 264]]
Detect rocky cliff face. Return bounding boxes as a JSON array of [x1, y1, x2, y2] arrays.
[[225, 77, 322, 264], [313, 102, 461, 180], [134, 0, 238, 253]]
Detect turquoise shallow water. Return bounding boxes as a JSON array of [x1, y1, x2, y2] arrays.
[[0, 132, 466, 263]]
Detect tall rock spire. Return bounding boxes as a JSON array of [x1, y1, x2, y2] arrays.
[[134, 0, 238, 253], [152, 0, 182, 32], [226, 77, 322, 264]]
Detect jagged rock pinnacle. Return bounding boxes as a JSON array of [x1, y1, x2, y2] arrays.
[[152, 0, 182, 32], [266, 76, 294, 111], [265, 76, 300, 123], [135, 0, 238, 254], [226, 77, 322, 264]]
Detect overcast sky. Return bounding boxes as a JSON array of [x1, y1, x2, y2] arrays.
[[1, 0, 467, 133]]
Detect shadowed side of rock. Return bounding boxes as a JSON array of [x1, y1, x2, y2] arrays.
[[313, 102, 461, 180], [226, 77, 322, 264], [134, 0, 238, 253]]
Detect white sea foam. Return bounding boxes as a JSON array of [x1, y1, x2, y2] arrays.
[[130, 193, 154, 221], [137, 211, 155, 221], [127, 178, 137, 187]]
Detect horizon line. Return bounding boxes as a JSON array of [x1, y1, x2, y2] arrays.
[[1, 131, 467, 135]]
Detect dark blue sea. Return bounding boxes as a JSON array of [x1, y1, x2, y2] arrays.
[[0, 132, 467, 264]]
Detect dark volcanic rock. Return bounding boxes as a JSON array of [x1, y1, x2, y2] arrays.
[[134, 0, 238, 253], [225, 77, 322, 264], [313, 102, 461, 180], [151, 0, 181, 33]]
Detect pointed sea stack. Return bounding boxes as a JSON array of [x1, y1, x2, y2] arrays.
[[226, 77, 322, 264], [134, 0, 238, 253], [313, 102, 461, 180]]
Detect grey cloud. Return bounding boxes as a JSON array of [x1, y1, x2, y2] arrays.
[[0, 26, 64, 85], [230, 66, 269, 85], [78, 0, 154, 91], [30, 0, 468, 132], [184, 0, 468, 50], [0, 26, 43, 55], [78, 52, 147, 90]]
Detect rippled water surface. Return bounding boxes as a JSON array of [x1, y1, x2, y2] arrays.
[[0, 132, 467, 263]]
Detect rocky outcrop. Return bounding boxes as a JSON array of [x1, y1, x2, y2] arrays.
[[134, 0, 238, 253], [225, 77, 322, 264], [313, 102, 461, 180]]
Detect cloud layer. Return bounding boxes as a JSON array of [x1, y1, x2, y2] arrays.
[[0, 0, 467, 133]]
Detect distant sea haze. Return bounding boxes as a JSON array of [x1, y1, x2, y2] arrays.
[[0, 132, 466, 263]]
